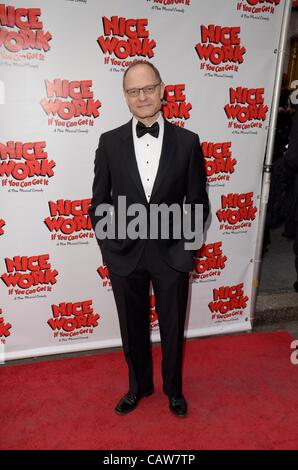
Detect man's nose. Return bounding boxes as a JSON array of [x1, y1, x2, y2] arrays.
[[138, 89, 147, 100]]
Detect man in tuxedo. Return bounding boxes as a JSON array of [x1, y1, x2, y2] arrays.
[[89, 61, 209, 417]]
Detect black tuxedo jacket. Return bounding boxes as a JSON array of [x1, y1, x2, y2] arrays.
[[89, 118, 209, 275]]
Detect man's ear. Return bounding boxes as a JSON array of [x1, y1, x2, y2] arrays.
[[160, 82, 165, 100]]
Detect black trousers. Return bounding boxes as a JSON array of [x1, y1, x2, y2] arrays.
[[108, 239, 190, 397]]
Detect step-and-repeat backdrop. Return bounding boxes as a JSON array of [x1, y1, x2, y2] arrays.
[[0, 0, 284, 360]]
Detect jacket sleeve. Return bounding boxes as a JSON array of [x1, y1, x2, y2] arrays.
[[184, 134, 210, 249], [88, 134, 113, 249]]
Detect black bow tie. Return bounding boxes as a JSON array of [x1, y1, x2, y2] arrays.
[[136, 121, 159, 138]]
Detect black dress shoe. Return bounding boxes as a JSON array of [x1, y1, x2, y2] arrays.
[[168, 395, 188, 417], [294, 281, 298, 293], [115, 389, 154, 415]]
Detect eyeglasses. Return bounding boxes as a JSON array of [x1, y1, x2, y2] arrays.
[[125, 82, 161, 97]]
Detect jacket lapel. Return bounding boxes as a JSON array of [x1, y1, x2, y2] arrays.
[[120, 119, 148, 203], [150, 119, 176, 202]]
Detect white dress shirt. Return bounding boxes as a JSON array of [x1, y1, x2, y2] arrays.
[[132, 113, 164, 202]]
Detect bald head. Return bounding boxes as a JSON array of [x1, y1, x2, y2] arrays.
[[123, 60, 162, 90]]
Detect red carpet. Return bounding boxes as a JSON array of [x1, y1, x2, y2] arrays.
[[1, 330, 298, 450]]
